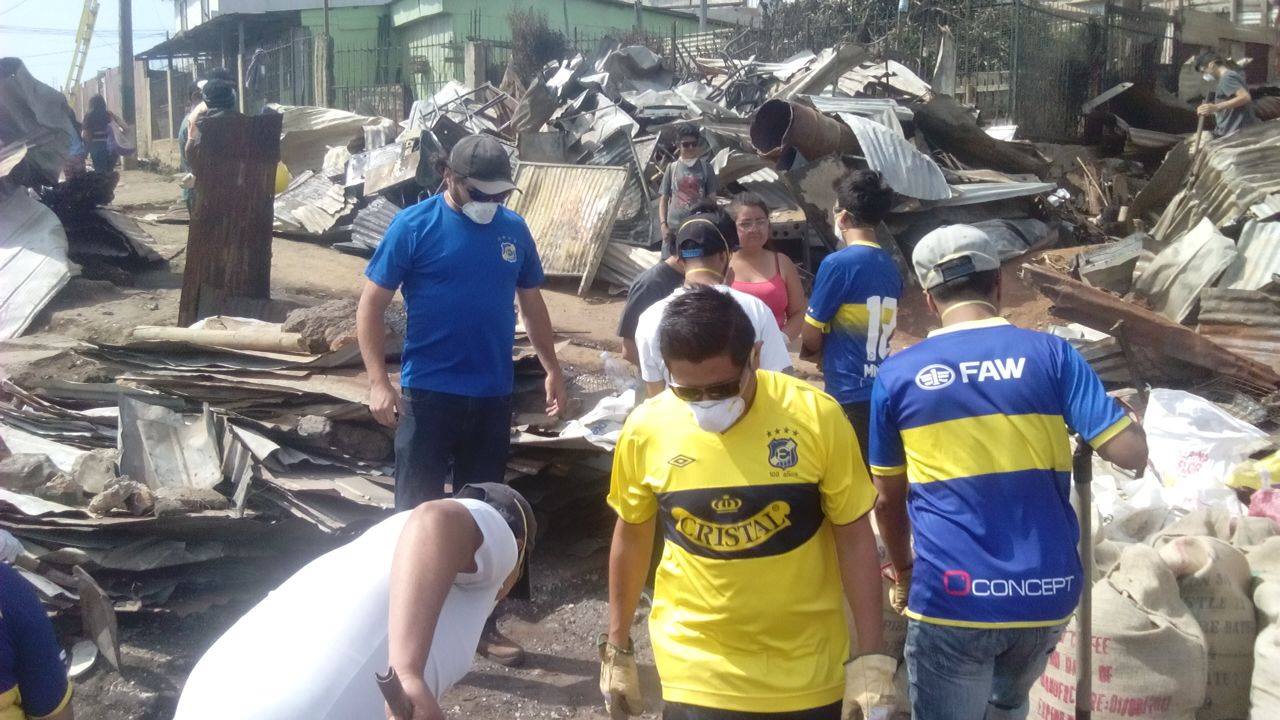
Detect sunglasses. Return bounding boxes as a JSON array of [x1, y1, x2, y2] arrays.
[[462, 181, 511, 203], [680, 141, 700, 149], [669, 375, 744, 402]]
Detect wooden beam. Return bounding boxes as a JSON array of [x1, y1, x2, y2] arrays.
[[180, 113, 282, 326]]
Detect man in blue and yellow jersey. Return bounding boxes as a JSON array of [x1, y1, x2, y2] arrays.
[[601, 286, 897, 720], [868, 225, 1148, 720], [1, 561, 73, 720], [801, 169, 902, 453]]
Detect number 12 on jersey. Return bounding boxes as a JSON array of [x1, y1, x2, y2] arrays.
[[864, 296, 898, 368]]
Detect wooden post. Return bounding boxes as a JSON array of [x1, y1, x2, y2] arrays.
[[180, 113, 283, 326]]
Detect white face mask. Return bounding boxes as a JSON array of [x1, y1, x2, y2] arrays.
[[687, 396, 746, 433], [1202, 72, 1215, 83], [462, 201, 499, 224]]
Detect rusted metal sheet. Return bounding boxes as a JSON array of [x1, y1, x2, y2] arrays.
[[1151, 122, 1280, 244], [505, 162, 630, 295], [1020, 263, 1280, 389], [1197, 288, 1280, 373]]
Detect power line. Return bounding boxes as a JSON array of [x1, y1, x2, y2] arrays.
[[0, 0, 34, 17], [0, 24, 168, 36]]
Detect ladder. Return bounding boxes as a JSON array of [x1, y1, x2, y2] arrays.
[[64, 0, 101, 111]]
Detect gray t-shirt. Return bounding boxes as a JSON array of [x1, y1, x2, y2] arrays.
[[616, 261, 684, 340], [659, 156, 719, 228], [1212, 69, 1258, 138]]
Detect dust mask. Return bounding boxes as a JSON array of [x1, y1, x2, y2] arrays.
[[1202, 72, 1215, 83], [687, 396, 746, 433], [462, 201, 499, 224]]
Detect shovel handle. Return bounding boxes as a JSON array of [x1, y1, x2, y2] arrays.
[[376, 667, 415, 720], [1073, 441, 1094, 720]]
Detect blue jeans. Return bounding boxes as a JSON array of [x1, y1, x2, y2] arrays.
[[393, 388, 512, 511], [905, 619, 1064, 720]]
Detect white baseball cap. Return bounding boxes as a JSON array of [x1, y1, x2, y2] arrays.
[[912, 224, 1001, 290]]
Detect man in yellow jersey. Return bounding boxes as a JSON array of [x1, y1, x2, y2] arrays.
[[868, 225, 1148, 720], [600, 286, 896, 720]]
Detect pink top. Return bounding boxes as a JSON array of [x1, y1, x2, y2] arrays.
[[731, 253, 789, 329]]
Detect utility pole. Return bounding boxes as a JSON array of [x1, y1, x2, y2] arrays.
[[699, 0, 708, 31], [322, 0, 335, 108], [119, 0, 135, 126]]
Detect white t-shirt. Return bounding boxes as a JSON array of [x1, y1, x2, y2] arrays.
[[634, 284, 793, 383], [174, 499, 516, 720]]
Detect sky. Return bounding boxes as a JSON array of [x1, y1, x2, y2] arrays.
[[1, 0, 174, 90]]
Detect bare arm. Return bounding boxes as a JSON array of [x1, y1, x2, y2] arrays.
[[800, 321, 825, 362], [387, 501, 484, 713], [1221, 87, 1253, 110], [516, 287, 567, 417], [607, 516, 656, 646], [832, 515, 885, 656], [872, 472, 913, 576], [1094, 423, 1148, 473], [778, 254, 807, 342], [622, 337, 639, 366], [358, 280, 401, 427]]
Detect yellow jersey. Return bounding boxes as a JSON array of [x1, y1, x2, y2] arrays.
[[608, 371, 877, 712]]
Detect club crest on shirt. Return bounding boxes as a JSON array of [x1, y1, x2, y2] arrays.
[[671, 500, 792, 552], [500, 241, 517, 263], [768, 437, 798, 470]]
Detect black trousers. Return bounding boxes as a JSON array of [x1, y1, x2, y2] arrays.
[[663, 701, 842, 720], [841, 400, 871, 469], [393, 387, 512, 511]]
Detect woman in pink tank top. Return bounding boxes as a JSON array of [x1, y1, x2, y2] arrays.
[[728, 192, 808, 341]]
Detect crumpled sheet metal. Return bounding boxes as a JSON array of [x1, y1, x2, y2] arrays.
[[272, 170, 354, 235], [1020, 263, 1280, 389], [1197, 288, 1280, 374], [1218, 220, 1280, 292], [1132, 217, 1237, 323], [1151, 122, 1280, 244], [0, 186, 71, 340], [806, 95, 912, 135], [0, 60, 76, 185], [836, 112, 950, 201]]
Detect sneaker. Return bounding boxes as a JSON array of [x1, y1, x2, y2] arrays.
[[477, 623, 526, 667]]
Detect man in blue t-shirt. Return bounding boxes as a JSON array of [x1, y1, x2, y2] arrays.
[[867, 225, 1148, 720], [357, 134, 566, 665], [801, 169, 902, 454]]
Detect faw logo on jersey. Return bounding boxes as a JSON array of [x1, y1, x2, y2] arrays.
[[656, 484, 822, 560], [915, 358, 1027, 390], [915, 364, 956, 390]]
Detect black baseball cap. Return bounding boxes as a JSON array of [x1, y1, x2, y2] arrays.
[[455, 482, 536, 600], [676, 213, 730, 259], [448, 135, 516, 195], [1194, 51, 1223, 72]]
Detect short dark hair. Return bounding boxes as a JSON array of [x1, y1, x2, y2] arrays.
[[206, 67, 233, 82], [658, 286, 755, 369], [730, 191, 769, 219], [834, 167, 895, 227], [676, 122, 701, 141], [928, 269, 1000, 305]]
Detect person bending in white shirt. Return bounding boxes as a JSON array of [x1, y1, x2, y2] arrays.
[[174, 483, 534, 720], [634, 213, 792, 397]]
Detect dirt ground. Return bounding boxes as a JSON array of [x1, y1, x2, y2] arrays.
[[34, 169, 1054, 719]]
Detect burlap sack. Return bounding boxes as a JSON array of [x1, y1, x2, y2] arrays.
[[1029, 544, 1207, 720], [1247, 537, 1280, 719], [1151, 508, 1278, 551], [1154, 536, 1255, 720]]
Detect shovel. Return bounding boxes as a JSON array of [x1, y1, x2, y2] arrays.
[[1073, 441, 1094, 720]]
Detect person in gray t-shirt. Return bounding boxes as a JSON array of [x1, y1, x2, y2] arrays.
[[1195, 52, 1258, 138], [658, 123, 719, 256]]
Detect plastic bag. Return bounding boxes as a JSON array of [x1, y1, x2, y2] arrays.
[[1143, 389, 1268, 513], [108, 122, 136, 156]]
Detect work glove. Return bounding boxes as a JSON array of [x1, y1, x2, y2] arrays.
[[889, 566, 912, 616], [598, 633, 643, 717], [843, 653, 899, 720]]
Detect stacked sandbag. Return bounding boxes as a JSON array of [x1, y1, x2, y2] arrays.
[[1247, 537, 1280, 719], [1154, 536, 1255, 720], [1030, 544, 1208, 720]]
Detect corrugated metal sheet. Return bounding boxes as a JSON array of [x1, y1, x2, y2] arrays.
[[506, 162, 630, 295], [1151, 122, 1280, 244], [836, 112, 951, 201], [1197, 288, 1280, 372], [918, 181, 1056, 208], [0, 189, 70, 340], [807, 95, 913, 134], [349, 197, 401, 253], [597, 243, 660, 289], [1132, 216, 1237, 323], [273, 170, 355, 235], [1219, 220, 1280, 291]]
